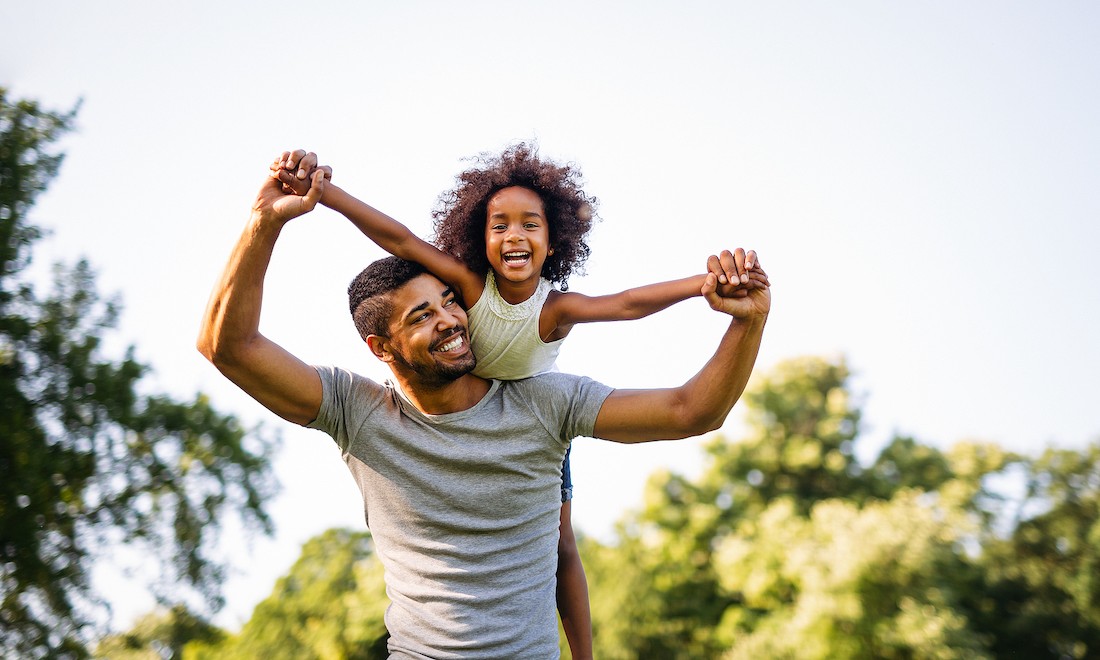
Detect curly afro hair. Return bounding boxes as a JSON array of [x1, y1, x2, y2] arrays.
[[431, 143, 598, 291]]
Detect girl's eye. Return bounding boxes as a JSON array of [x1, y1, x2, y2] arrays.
[[524, 222, 539, 230], [491, 224, 506, 232]]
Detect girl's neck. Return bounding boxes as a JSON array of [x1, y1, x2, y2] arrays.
[[493, 271, 540, 305]]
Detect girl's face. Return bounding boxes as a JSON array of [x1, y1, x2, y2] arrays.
[[484, 186, 551, 287]]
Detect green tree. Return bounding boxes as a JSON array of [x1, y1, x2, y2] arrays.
[[93, 605, 225, 660], [964, 442, 1100, 658], [0, 89, 278, 658], [713, 494, 989, 659], [187, 528, 389, 659]]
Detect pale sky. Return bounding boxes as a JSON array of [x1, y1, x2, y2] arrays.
[[5, 0, 1099, 632]]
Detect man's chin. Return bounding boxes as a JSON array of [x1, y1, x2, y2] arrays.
[[436, 355, 477, 381], [391, 348, 476, 385]]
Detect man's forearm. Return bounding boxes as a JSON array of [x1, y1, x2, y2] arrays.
[[677, 311, 768, 433], [197, 213, 281, 365], [592, 308, 768, 443]]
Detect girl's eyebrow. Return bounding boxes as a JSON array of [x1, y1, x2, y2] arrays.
[[488, 210, 543, 219]]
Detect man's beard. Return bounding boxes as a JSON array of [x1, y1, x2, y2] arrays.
[[391, 336, 476, 386]]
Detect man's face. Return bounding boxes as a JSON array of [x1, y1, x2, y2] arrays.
[[380, 274, 476, 384]]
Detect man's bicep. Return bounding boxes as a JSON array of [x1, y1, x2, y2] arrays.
[[215, 336, 323, 426], [591, 388, 691, 443]]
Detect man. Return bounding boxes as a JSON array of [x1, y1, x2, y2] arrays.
[[197, 164, 770, 658]]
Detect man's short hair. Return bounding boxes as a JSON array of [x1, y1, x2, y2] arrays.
[[348, 257, 429, 340]]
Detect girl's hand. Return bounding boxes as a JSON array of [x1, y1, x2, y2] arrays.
[[269, 149, 333, 196], [708, 249, 770, 290]]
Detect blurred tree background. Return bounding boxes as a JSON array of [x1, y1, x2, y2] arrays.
[[1, 90, 279, 658], [6, 88, 1100, 659]]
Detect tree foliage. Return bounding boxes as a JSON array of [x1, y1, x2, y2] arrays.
[[186, 528, 389, 660], [0, 89, 278, 658], [93, 605, 225, 660]]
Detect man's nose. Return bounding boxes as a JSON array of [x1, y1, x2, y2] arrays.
[[438, 307, 462, 329]]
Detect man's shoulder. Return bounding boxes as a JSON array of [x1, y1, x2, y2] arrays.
[[313, 365, 392, 413]]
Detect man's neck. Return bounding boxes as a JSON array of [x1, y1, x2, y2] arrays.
[[392, 371, 491, 415]]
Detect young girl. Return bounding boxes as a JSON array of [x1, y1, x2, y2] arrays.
[[273, 144, 765, 657]]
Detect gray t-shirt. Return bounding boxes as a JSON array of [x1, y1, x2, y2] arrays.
[[308, 366, 613, 659]]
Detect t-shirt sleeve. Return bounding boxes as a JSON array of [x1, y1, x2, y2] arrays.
[[516, 372, 614, 441], [307, 365, 387, 452]]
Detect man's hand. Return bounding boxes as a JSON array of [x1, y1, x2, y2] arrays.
[[253, 168, 327, 224], [269, 149, 332, 197], [702, 249, 771, 320]]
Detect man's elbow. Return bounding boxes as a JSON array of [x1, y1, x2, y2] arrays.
[[196, 331, 215, 364], [196, 330, 242, 373], [689, 415, 727, 438], [675, 405, 728, 438]]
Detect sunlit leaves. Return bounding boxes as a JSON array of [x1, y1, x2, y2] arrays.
[[0, 89, 277, 658]]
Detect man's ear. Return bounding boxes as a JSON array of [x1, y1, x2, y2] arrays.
[[366, 334, 394, 363]]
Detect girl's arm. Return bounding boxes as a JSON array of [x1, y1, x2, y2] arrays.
[[272, 152, 485, 307], [323, 184, 485, 307], [541, 254, 769, 341], [542, 275, 706, 341]]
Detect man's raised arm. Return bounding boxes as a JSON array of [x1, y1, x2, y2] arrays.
[[592, 249, 771, 443], [196, 169, 328, 426]]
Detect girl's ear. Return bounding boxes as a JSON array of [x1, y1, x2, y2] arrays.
[[366, 334, 394, 363], [548, 247, 555, 256]]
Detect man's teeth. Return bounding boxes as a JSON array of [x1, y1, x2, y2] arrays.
[[437, 336, 463, 352]]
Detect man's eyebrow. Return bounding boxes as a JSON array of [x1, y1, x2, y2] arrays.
[[403, 288, 455, 322], [404, 301, 430, 322]]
